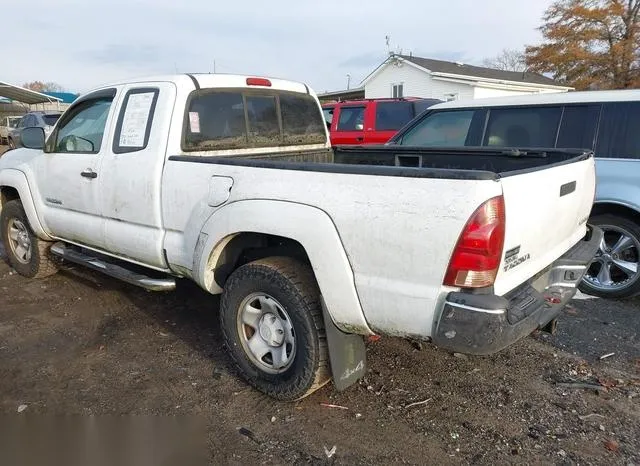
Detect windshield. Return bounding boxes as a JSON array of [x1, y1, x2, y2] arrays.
[[8, 117, 21, 128], [43, 114, 61, 126], [183, 90, 326, 151], [323, 107, 334, 125]]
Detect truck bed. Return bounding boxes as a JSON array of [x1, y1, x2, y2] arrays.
[[169, 146, 592, 181]]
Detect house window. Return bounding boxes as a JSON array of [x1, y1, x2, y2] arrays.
[[392, 83, 404, 98]]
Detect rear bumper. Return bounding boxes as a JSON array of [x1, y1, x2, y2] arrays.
[[432, 225, 603, 355]]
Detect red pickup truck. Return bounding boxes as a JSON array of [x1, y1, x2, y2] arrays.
[[322, 97, 441, 145]]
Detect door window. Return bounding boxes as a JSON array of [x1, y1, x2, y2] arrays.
[[54, 98, 113, 153], [336, 106, 365, 131], [399, 110, 476, 146]]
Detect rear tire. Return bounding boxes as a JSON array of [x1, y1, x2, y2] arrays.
[[1, 200, 58, 278], [220, 257, 330, 401], [579, 214, 640, 299]]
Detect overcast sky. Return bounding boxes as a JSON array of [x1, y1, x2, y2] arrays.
[[5, 0, 554, 94]]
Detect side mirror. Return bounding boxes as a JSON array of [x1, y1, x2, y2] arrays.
[[21, 127, 46, 150]]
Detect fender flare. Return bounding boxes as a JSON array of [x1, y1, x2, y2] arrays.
[[0, 169, 52, 240], [194, 199, 373, 335]]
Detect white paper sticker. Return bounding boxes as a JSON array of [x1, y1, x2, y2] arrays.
[[189, 112, 201, 133], [119, 92, 155, 148]]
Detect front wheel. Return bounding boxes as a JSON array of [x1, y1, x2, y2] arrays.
[[579, 214, 640, 299], [7, 138, 15, 150], [219, 257, 330, 401], [0, 200, 58, 278]]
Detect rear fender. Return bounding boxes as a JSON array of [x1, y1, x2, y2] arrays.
[[194, 199, 372, 336]]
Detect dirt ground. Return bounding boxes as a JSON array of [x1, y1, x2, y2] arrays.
[[0, 243, 638, 465], [0, 143, 638, 464]]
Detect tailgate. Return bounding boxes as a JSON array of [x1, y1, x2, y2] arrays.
[[493, 156, 596, 296]]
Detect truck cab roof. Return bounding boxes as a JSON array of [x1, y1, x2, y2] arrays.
[[94, 73, 315, 96]]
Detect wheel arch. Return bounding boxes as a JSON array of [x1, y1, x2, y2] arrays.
[[208, 232, 311, 288], [591, 201, 640, 225], [194, 199, 372, 335]]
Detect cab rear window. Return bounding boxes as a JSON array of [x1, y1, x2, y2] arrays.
[[183, 90, 326, 151]]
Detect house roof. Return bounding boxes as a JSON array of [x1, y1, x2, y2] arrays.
[[361, 54, 570, 89], [0, 81, 63, 105], [400, 55, 561, 86], [317, 87, 365, 101]]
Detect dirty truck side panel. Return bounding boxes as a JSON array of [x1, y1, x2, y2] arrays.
[[160, 159, 502, 338], [99, 82, 177, 268]]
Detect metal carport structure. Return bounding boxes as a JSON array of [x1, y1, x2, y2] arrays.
[[0, 81, 63, 105]]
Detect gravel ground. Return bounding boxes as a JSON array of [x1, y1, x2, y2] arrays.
[[0, 193, 638, 465]]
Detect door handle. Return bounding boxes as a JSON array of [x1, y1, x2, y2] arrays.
[[356, 137, 364, 142], [81, 169, 97, 179]]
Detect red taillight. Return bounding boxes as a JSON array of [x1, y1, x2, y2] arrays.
[[444, 196, 506, 288], [246, 77, 272, 87]]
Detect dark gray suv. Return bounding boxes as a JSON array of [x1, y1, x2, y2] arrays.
[[7, 111, 62, 149]]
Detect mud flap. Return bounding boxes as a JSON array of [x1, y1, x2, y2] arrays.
[[320, 296, 367, 391]]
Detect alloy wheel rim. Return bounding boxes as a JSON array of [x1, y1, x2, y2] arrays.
[[584, 224, 640, 291]]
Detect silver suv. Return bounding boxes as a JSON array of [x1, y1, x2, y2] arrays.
[[388, 90, 640, 299]]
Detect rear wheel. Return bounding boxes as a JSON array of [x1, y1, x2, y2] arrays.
[[0, 200, 58, 278], [220, 257, 330, 401], [579, 214, 640, 299]]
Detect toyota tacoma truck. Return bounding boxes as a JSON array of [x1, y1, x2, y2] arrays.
[[0, 73, 602, 401]]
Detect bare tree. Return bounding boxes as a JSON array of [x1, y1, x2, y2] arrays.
[[22, 81, 65, 93], [482, 48, 527, 72]]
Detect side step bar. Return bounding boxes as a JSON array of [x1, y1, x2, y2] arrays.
[[50, 243, 176, 292]]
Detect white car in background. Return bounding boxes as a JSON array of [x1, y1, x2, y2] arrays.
[[0, 116, 22, 145]]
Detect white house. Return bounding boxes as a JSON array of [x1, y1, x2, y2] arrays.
[[360, 54, 573, 101]]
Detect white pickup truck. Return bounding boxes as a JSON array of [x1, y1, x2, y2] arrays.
[[0, 74, 602, 400]]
